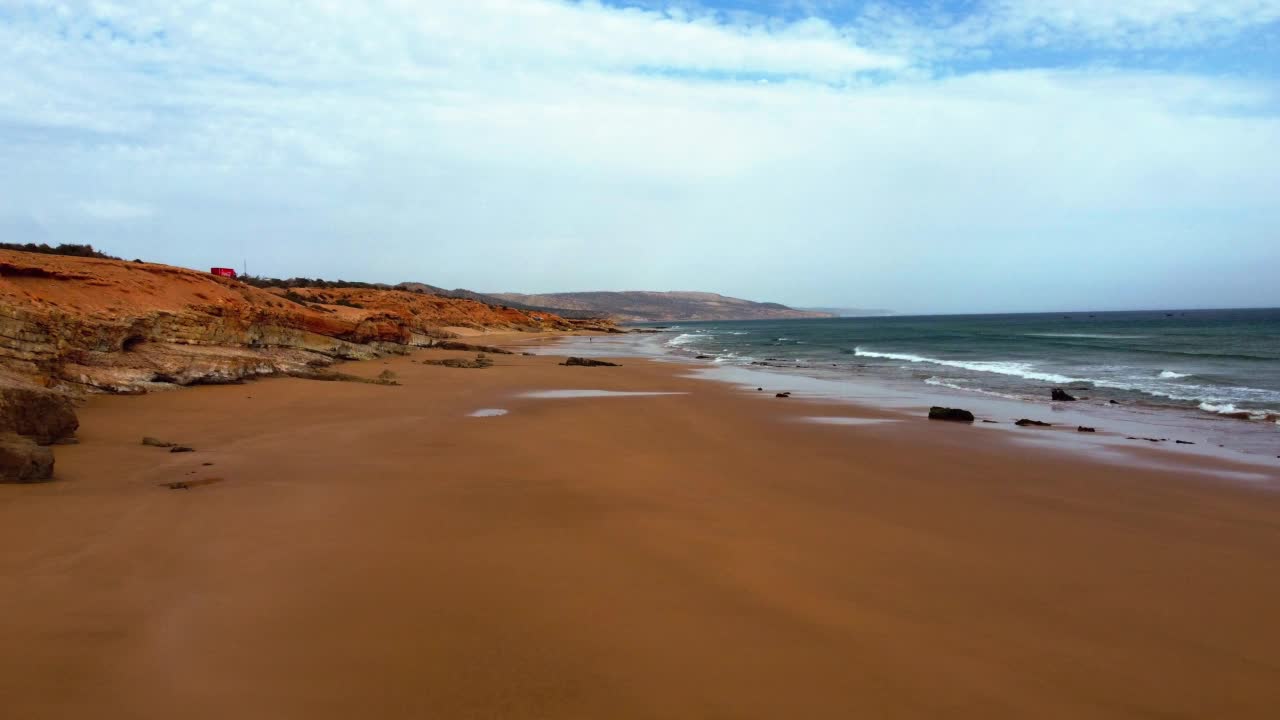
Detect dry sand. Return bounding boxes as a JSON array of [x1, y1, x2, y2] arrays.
[[3, 342, 1280, 718]]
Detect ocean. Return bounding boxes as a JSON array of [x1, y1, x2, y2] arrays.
[[543, 308, 1280, 467], [658, 309, 1280, 420]]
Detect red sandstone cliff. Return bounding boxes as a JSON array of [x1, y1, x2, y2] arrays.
[[0, 250, 603, 395]]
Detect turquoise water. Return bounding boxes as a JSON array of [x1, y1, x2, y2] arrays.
[[653, 309, 1280, 422]]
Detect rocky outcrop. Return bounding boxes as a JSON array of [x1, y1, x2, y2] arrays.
[[928, 407, 974, 422], [431, 341, 514, 355], [1051, 388, 1077, 402], [422, 356, 494, 369], [0, 432, 54, 483], [0, 386, 78, 444], [561, 357, 620, 367], [0, 250, 600, 394]]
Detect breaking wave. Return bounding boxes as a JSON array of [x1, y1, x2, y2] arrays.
[[854, 348, 1079, 385]]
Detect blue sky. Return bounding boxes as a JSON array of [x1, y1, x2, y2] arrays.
[[1, 0, 1278, 313]]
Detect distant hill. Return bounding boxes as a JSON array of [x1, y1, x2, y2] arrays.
[[396, 283, 610, 320], [491, 291, 836, 323]]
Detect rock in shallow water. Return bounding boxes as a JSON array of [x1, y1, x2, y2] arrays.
[[1016, 419, 1052, 427], [1051, 388, 1077, 402]]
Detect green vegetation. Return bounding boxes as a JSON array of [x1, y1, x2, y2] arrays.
[[0, 243, 121, 260]]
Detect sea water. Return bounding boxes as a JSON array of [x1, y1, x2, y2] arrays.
[[544, 308, 1280, 466]]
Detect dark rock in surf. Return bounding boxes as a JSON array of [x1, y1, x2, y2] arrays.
[[928, 407, 974, 423], [1176, 440, 1195, 445], [1051, 388, 1077, 402], [1015, 419, 1052, 427], [776, 392, 792, 398], [695, 355, 713, 359], [1077, 426, 1096, 433]]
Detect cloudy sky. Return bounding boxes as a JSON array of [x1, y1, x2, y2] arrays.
[[2, 1, 1278, 314]]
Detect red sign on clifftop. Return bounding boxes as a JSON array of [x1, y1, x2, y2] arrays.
[[210, 267, 237, 278]]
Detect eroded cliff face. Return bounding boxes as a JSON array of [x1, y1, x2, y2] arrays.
[[0, 251, 600, 395]]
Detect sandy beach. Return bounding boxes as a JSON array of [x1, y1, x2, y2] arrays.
[[3, 339, 1280, 719]]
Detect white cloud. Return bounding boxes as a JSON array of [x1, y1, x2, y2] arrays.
[[79, 200, 156, 221], [0, 0, 1277, 312], [992, 0, 1280, 46]]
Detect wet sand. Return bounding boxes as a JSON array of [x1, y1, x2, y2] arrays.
[[3, 343, 1280, 718]]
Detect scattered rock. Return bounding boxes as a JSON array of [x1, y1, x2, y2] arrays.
[[421, 357, 493, 369], [1109, 400, 1120, 405], [0, 386, 79, 445], [982, 420, 999, 424], [561, 357, 620, 367], [756, 387, 763, 392], [695, 355, 713, 360], [1077, 426, 1096, 432], [170, 446, 195, 453], [0, 432, 54, 483], [289, 369, 401, 384], [142, 436, 176, 448], [522, 352, 535, 357], [202, 462, 213, 466], [1051, 388, 1077, 402], [1176, 440, 1195, 445], [928, 407, 974, 423], [431, 341, 514, 355], [1015, 419, 1052, 427], [776, 392, 792, 398]]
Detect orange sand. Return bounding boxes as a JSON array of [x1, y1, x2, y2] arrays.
[[2, 345, 1279, 718]]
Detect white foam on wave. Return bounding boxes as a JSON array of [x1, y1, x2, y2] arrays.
[[666, 333, 701, 347], [924, 376, 1022, 400], [858, 348, 1280, 408], [1159, 370, 1191, 379], [1198, 402, 1280, 422], [856, 348, 1079, 384], [1026, 333, 1150, 340]]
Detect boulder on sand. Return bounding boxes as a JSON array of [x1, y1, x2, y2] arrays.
[[928, 407, 974, 423], [1016, 419, 1052, 427], [1051, 388, 1077, 402], [0, 432, 54, 483], [561, 357, 620, 367], [0, 386, 79, 445]]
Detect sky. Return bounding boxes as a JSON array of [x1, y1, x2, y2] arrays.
[[1, 0, 1278, 314]]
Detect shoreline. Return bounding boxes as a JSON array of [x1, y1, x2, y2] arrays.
[[3, 341, 1280, 717], [528, 331, 1280, 477]]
